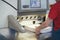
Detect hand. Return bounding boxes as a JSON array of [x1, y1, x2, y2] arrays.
[[35, 26, 41, 35]]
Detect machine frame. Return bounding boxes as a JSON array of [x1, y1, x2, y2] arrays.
[[17, 0, 49, 13]]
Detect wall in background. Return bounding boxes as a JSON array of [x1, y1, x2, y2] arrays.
[[0, 0, 17, 28], [0, 0, 17, 38]]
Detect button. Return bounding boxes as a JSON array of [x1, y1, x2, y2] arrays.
[[33, 21, 35, 24], [34, 16, 36, 18], [38, 16, 41, 18], [21, 17, 23, 20], [30, 16, 32, 19], [26, 17, 28, 19]]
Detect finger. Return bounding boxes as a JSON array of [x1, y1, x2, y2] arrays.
[[35, 31, 39, 34]]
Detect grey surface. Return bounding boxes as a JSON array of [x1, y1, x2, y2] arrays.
[[8, 15, 26, 33], [0, 28, 16, 40], [38, 33, 51, 40], [0, 34, 8, 40]]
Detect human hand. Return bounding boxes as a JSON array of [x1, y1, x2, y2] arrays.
[[35, 26, 41, 39], [35, 26, 41, 35]]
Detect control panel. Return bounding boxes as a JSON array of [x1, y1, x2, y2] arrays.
[[17, 14, 46, 32]]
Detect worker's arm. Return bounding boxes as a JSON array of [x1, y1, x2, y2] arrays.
[[40, 18, 53, 29], [35, 17, 53, 34]]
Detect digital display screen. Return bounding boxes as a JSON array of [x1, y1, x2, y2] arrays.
[[18, 0, 48, 12], [30, 0, 41, 8]]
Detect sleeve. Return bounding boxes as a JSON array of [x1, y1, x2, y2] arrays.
[[48, 5, 58, 20]]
